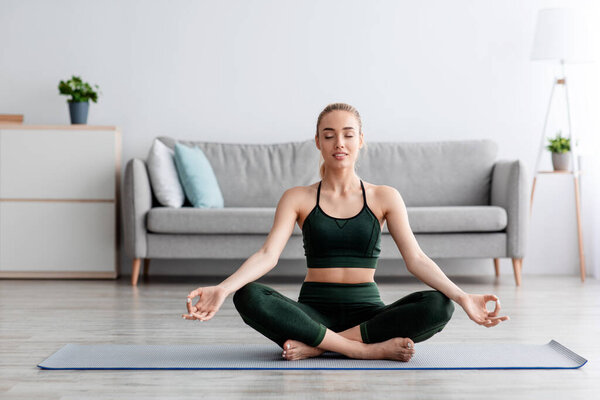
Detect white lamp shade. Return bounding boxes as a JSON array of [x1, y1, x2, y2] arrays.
[[531, 8, 594, 63]]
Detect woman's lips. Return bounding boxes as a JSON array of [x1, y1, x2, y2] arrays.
[[333, 153, 347, 160]]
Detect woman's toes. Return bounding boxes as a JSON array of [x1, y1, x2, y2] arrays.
[[283, 340, 295, 351], [282, 340, 297, 360], [280, 339, 323, 361]]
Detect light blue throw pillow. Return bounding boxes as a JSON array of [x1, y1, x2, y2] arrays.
[[173, 142, 224, 208]]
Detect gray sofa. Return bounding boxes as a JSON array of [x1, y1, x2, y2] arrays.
[[123, 137, 528, 286]]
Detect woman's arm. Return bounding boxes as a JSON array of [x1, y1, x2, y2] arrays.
[[184, 188, 301, 321], [216, 187, 300, 296], [379, 186, 509, 327], [380, 186, 467, 304]]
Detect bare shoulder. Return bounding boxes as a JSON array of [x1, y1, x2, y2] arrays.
[[376, 184, 402, 202], [280, 183, 317, 201], [278, 183, 319, 210], [260, 184, 319, 258], [278, 183, 320, 228], [362, 182, 404, 218]]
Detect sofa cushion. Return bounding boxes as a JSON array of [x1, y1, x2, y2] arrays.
[[407, 206, 507, 233], [147, 207, 301, 234], [158, 137, 320, 207], [146, 206, 507, 235], [174, 143, 225, 208], [356, 140, 497, 206], [157, 137, 496, 208], [146, 139, 185, 208]]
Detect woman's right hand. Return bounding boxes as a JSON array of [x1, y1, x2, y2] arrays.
[[182, 286, 228, 321]]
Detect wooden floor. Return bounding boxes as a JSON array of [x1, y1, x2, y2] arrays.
[[1, 274, 598, 399]]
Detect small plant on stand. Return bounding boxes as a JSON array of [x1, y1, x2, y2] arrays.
[[546, 132, 571, 171]]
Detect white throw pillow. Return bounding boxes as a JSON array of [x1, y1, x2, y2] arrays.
[[146, 139, 185, 208]]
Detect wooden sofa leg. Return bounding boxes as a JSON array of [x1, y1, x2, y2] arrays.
[[512, 258, 522, 287], [143, 258, 151, 276], [493, 258, 500, 277], [132, 258, 141, 286]]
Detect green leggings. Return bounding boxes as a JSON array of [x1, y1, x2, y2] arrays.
[[233, 281, 455, 349]]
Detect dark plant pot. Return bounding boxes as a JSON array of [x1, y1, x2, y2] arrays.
[[68, 101, 89, 124], [552, 152, 570, 171]]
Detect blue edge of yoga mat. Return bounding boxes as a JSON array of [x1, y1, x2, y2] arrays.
[[38, 340, 587, 370]]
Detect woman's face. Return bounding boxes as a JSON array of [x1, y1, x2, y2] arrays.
[[316, 110, 363, 171]]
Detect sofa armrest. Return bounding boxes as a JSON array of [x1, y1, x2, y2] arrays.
[[122, 158, 152, 258], [491, 160, 529, 258]]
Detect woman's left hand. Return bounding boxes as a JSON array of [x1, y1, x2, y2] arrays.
[[458, 293, 510, 328]]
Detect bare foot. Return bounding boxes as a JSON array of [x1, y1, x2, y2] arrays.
[[281, 339, 325, 361], [364, 337, 415, 362]]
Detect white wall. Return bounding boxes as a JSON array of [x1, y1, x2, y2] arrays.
[[1, 0, 599, 278]]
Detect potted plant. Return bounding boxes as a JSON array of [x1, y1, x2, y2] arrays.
[[58, 75, 100, 124], [546, 132, 571, 171]]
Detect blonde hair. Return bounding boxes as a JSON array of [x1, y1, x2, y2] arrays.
[[315, 103, 365, 179]]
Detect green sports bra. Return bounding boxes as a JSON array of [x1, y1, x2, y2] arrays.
[[302, 180, 382, 269]]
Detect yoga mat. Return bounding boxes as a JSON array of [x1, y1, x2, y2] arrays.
[[38, 340, 586, 370]]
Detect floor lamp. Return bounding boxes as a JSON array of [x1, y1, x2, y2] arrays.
[[530, 8, 593, 282]]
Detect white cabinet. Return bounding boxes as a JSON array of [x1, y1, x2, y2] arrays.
[[0, 125, 121, 278]]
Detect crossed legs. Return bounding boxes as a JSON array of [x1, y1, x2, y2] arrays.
[[233, 282, 455, 361]]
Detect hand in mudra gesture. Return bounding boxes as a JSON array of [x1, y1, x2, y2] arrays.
[[460, 293, 509, 328], [182, 286, 228, 322]]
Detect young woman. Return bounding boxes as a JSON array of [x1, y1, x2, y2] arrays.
[[182, 103, 509, 362]]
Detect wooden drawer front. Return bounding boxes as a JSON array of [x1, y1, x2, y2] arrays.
[[0, 202, 115, 272], [0, 129, 116, 199]]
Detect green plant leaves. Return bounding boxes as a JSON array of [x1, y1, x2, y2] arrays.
[[58, 75, 100, 103], [545, 132, 570, 154]]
